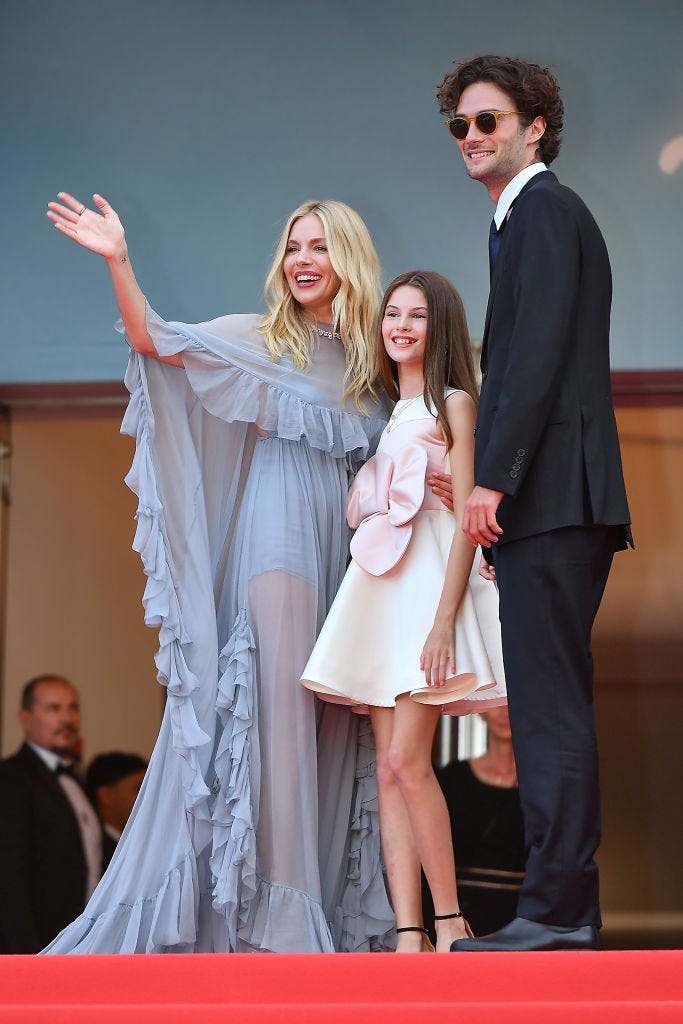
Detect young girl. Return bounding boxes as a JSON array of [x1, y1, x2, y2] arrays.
[[301, 270, 507, 952]]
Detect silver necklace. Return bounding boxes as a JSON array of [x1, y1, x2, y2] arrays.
[[385, 395, 421, 432], [316, 326, 341, 341]]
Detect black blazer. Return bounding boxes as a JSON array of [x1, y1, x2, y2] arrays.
[[0, 743, 99, 953], [475, 170, 631, 546]]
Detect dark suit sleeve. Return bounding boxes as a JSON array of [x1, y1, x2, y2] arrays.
[[0, 764, 41, 953], [476, 187, 581, 495]]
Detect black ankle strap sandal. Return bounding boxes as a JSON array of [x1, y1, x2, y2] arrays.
[[395, 925, 435, 951], [433, 910, 473, 937]]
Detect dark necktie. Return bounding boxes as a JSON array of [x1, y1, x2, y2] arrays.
[[489, 201, 516, 279], [488, 215, 504, 278]]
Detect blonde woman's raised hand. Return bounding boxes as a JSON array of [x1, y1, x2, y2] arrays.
[[47, 192, 126, 262], [46, 191, 169, 361]]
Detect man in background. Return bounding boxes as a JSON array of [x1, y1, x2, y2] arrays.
[[0, 674, 103, 953], [86, 751, 147, 868]]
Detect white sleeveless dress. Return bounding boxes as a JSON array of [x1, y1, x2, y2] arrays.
[[301, 394, 507, 715]]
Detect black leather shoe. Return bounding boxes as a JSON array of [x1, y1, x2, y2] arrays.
[[450, 916, 602, 952]]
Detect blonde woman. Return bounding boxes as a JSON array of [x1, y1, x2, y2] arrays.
[[43, 193, 421, 954]]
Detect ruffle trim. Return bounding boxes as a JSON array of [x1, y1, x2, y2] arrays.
[[183, 358, 380, 462], [210, 610, 259, 949], [121, 360, 213, 841], [338, 716, 396, 951], [207, 614, 395, 952], [40, 359, 218, 955], [42, 850, 203, 954], [234, 877, 336, 954], [208, 611, 340, 953], [118, 308, 384, 461]]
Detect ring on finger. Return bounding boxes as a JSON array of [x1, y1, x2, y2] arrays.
[[78, 207, 86, 216]]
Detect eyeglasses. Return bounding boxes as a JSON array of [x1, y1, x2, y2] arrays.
[[444, 110, 522, 141]]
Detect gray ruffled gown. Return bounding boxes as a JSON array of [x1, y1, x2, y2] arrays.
[[43, 308, 393, 954]]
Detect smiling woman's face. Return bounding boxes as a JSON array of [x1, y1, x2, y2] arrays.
[[283, 213, 340, 322]]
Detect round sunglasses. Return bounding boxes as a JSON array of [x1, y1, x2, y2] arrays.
[[444, 110, 522, 141]]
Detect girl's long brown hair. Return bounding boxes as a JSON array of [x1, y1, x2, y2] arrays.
[[377, 270, 478, 449]]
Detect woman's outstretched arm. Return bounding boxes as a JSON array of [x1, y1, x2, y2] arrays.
[[46, 192, 182, 366]]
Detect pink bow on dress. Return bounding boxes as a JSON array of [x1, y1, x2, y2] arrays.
[[347, 445, 428, 575]]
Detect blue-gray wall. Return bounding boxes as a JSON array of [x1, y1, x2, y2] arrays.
[[3, 0, 682, 382]]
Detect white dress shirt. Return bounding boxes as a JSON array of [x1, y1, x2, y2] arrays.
[[493, 161, 548, 229]]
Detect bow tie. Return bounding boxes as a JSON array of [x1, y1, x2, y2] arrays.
[[54, 761, 76, 777]]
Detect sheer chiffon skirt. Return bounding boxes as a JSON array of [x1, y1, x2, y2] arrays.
[[43, 433, 392, 954], [208, 435, 393, 951]]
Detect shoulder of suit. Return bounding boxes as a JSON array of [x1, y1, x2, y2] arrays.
[[0, 747, 26, 769], [1, 744, 46, 778], [517, 172, 586, 215], [0, 750, 31, 790]]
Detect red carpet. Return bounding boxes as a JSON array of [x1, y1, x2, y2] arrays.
[[1, 951, 682, 1022]]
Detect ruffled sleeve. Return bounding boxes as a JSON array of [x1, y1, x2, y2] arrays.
[[43, 350, 252, 954], [119, 305, 387, 461]]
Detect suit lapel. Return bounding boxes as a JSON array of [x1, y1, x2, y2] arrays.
[[480, 170, 558, 370], [18, 742, 77, 806]]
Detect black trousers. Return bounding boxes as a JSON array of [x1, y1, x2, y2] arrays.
[[492, 525, 617, 927]]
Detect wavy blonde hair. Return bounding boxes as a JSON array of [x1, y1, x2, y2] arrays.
[[259, 200, 382, 406]]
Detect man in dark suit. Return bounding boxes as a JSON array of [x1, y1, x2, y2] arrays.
[[0, 675, 103, 953], [437, 55, 632, 951]]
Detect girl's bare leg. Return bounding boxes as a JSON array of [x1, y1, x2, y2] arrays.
[[388, 697, 469, 952], [370, 706, 429, 952]]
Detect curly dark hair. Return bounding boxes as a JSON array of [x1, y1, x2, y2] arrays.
[[436, 55, 564, 165]]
